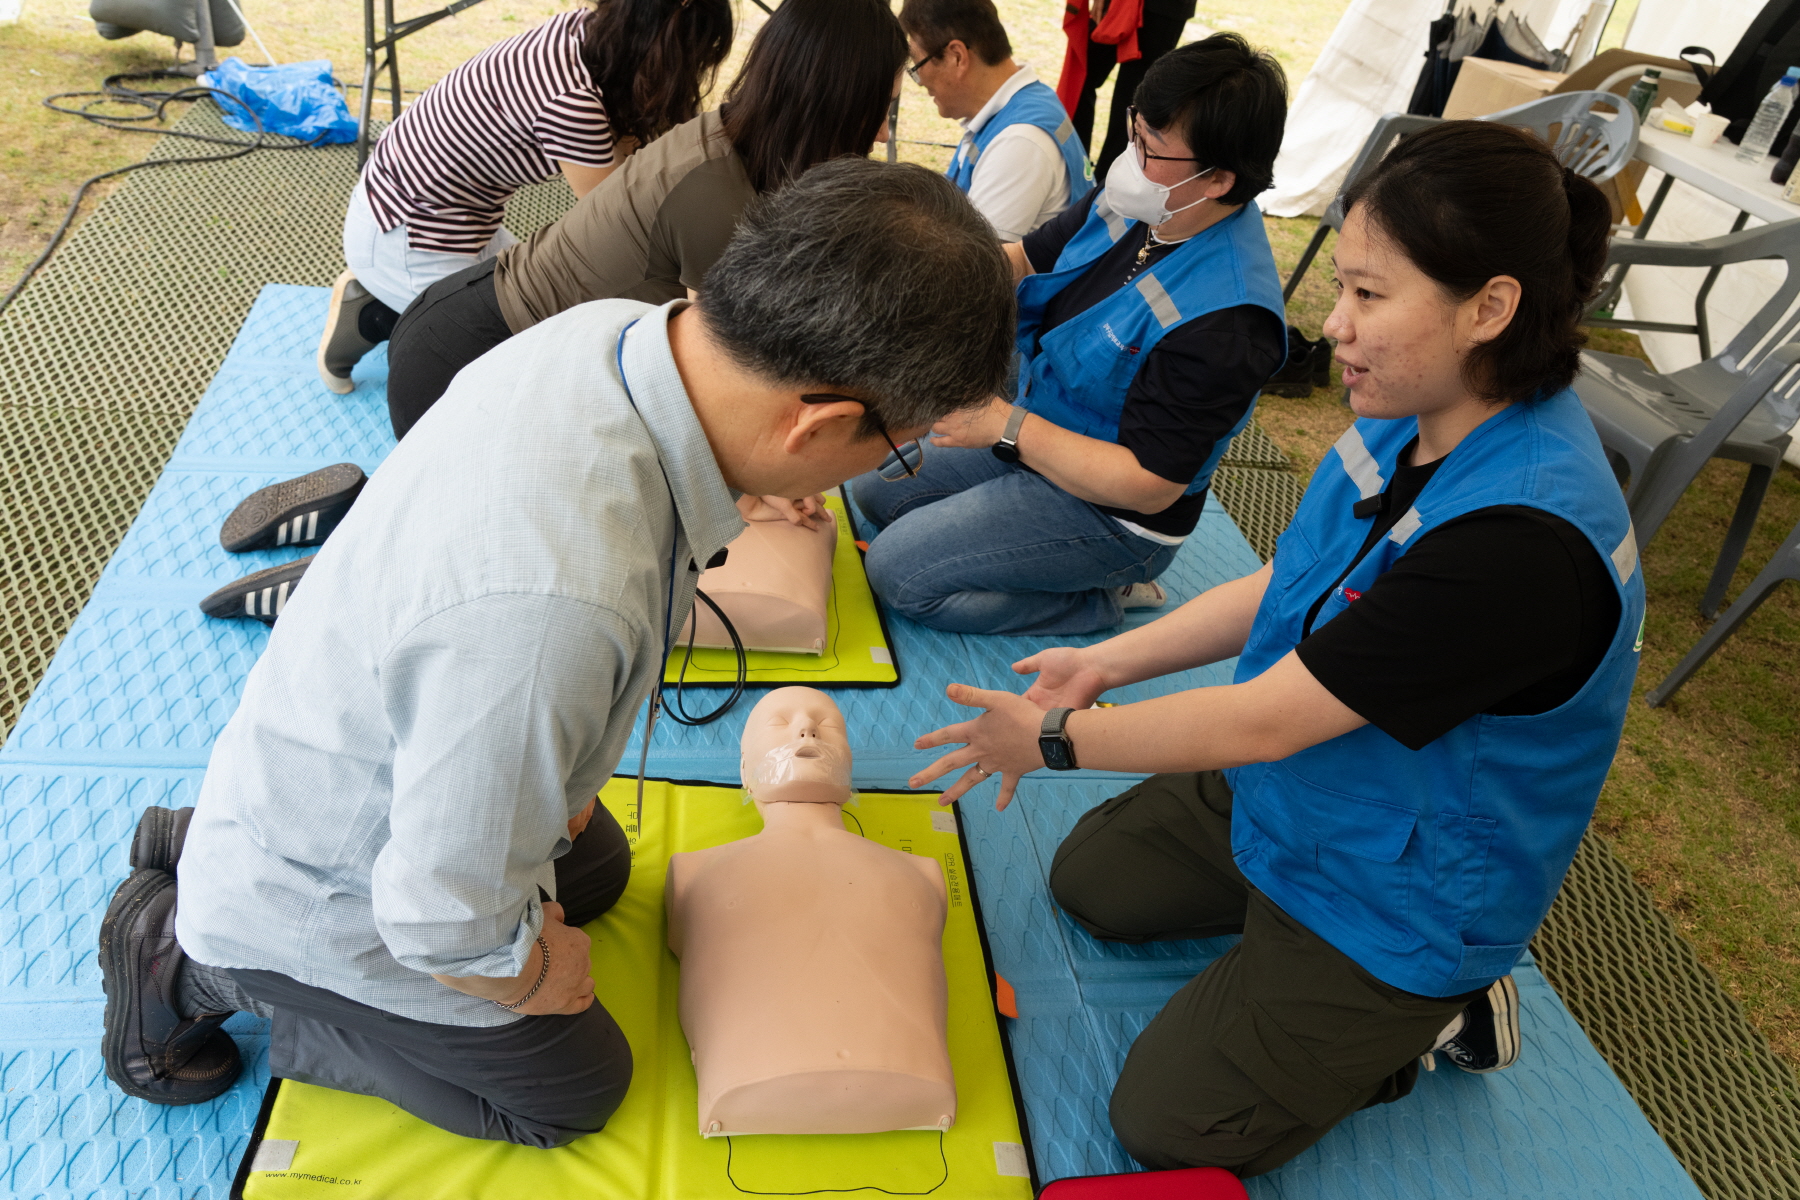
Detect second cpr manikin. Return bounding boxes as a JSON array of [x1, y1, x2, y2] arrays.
[[665, 688, 957, 1136], [682, 495, 838, 654]]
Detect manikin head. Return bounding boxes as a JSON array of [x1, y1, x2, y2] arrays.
[[741, 687, 854, 806]]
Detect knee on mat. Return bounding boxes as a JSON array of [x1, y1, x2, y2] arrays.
[[1109, 1083, 1264, 1175], [1048, 834, 1147, 942], [500, 1031, 635, 1149]]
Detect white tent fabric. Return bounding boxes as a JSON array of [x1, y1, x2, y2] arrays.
[[1263, 0, 1595, 218], [1261, 0, 1440, 218]]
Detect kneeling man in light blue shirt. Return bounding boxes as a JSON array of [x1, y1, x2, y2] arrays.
[[98, 158, 1016, 1147]]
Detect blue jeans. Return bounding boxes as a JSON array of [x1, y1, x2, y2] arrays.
[[849, 446, 1180, 636]]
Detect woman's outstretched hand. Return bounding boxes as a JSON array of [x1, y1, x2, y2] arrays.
[[910, 683, 1046, 810], [1014, 646, 1108, 710]]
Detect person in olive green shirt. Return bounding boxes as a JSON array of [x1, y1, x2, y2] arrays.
[[201, 0, 907, 603], [391, 0, 905, 438]]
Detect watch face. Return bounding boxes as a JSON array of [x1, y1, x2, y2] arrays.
[[992, 442, 1022, 464], [1039, 735, 1073, 771]]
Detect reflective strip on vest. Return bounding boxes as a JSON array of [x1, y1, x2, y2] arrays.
[[1055, 118, 1076, 145], [1136, 273, 1182, 328], [1333, 426, 1386, 499], [1611, 521, 1639, 583], [1387, 505, 1423, 544]]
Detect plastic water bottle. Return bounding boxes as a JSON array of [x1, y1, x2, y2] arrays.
[[1625, 69, 1660, 122], [1736, 68, 1800, 162]]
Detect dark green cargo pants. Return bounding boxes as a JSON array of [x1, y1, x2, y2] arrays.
[[1048, 771, 1478, 1177]]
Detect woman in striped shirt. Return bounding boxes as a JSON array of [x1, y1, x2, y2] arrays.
[[317, 0, 732, 394]]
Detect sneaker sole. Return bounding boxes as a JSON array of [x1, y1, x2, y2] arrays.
[[199, 555, 315, 623], [316, 273, 362, 394], [220, 463, 365, 552]]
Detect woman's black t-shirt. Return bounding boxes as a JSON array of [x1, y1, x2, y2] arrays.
[[1019, 187, 1285, 538], [1292, 439, 1624, 750]]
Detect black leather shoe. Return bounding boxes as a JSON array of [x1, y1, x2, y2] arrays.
[[99, 869, 242, 1104], [1262, 327, 1333, 398], [130, 806, 194, 873], [199, 555, 314, 624], [220, 463, 365, 553]]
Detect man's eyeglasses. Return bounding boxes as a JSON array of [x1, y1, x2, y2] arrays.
[[800, 393, 923, 478], [905, 50, 942, 85], [1126, 106, 1207, 171]]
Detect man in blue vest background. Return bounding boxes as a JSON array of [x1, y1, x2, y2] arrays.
[[901, 0, 1091, 242], [851, 35, 1287, 636]]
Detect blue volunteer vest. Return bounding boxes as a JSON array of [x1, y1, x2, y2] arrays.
[[948, 79, 1091, 208], [1012, 192, 1287, 496], [1225, 389, 1646, 997]]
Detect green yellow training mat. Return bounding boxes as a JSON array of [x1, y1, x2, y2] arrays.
[[235, 778, 1032, 1200], [662, 494, 901, 687]]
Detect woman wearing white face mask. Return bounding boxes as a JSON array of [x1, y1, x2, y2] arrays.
[[849, 34, 1288, 636]]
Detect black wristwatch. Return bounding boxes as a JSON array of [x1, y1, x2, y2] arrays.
[[1039, 707, 1078, 771], [991, 404, 1027, 464]]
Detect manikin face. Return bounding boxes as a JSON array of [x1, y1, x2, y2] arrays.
[[740, 687, 853, 805]]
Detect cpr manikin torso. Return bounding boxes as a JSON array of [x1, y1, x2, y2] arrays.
[[682, 495, 838, 653], [666, 688, 955, 1136]]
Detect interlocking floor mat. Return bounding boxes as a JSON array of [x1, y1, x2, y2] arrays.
[[234, 779, 1032, 1200], [662, 494, 901, 688], [0, 250, 1763, 1198], [956, 775, 1707, 1200]]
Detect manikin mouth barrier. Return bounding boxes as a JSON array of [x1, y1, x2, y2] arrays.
[[746, 739, 853, 799]]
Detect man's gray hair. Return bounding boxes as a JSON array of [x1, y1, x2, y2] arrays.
[[697, 158, 1015, 434]]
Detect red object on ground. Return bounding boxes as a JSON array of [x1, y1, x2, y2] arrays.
[[995, 973, 1019, 1018], [1040, 1167, 1248, 1199], [1056, 0, 1145, 116]]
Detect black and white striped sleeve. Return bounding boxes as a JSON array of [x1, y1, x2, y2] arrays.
[[534, 89, 615, 169]]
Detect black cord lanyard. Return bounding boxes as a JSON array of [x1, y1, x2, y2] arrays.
[[612, 321, 746, 761]]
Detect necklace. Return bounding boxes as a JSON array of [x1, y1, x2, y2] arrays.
[[1135, 226, 1195, 267]]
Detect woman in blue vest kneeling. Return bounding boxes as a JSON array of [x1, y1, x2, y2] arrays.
[[910, 121, 1645, 1176], [849, 34, 1288, 636]]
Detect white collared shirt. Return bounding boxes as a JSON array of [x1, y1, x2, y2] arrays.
[[952, 65, 1072, 242]]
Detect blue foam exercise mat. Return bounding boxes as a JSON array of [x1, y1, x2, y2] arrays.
[[0, 285, 1704, 1200]]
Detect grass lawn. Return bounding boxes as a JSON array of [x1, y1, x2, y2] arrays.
[[3, 0, 1798, 1073]]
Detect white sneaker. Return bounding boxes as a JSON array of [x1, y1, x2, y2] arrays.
[[1117, 581, 1168, 610]]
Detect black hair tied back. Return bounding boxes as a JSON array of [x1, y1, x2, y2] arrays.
[[1341, 121, 1612, 404]]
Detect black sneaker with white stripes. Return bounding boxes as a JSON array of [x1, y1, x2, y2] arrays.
[[199, 555, 314, 625], [220, 463, 365, 553], [1439, 975, 1521, 1074]]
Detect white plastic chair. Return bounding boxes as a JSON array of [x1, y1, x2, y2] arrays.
[[1283, 90, 1641, 301]]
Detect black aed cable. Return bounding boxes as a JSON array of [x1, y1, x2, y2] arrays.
[[660, 587, 748, 726]]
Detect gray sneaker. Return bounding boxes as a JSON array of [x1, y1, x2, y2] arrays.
[[316, 270, 378, 394]]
